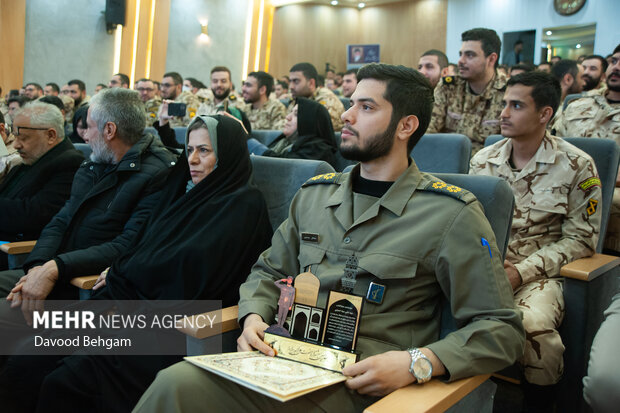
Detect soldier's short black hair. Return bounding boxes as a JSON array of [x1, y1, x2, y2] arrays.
[[25, 82, 43, 92], [357, 63, 434, 152], [614, 44, 620, 55], [344, 68, 358, 77], [185, 77, 206, 89], [97, 83, 108, 89], [507, 71, 562, 118], [248, 71, 274, 96], [0, 111, 4, 124], [163, 72, 183, 85], [289, 63, 318, 83], [583, 55, 609, 72], [421, 49, 449, 69], [461, 28, 501, 68], [210, 66, 231, 80], [39, 95, 65, 112], [8, 95, 31, 107], [551, 60, 579, 82], [68, 79, 86, 92], [45, 82, 60, 93], [510, 63, 535, 74], [114, 73, 130, 87], [276, 80, 288, 90]]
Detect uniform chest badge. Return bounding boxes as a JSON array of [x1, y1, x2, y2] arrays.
[[366, 282, 386, 304]]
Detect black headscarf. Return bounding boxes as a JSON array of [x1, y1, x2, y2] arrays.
[[69, 105, 89, 143], [101, 115, 273, 305], [264, 97, 338, 168]]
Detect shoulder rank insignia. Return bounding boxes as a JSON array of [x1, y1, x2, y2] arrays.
[[302, 172, 341, 187], [579, 177, 601, 192], [443, 76, 454, 85], [423, 180, 469, 202]]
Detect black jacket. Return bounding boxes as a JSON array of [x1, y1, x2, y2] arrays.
[[0, 137, 84, 242], [23, 134, 178, 284]]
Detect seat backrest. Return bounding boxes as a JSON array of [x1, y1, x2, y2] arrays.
[[486, 135, 620, 252], [250, 130, 282, 147], [173, 127, 187, 145], [339, 97, 350, 109], [250, 156, 335, 231], [563, 93, 585, 111], [433, 173, 515, 338], [74, 143, 92, 159], [413, 134, 472, 174], [564, 138, 620, 252]]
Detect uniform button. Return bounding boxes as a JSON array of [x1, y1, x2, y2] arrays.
[[89, 166, 94, 170], [343, 237, 351, 244], [130, 162, 136, 168], [171, 161, 176, 165]]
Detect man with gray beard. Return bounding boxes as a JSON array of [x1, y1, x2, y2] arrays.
[[0, 88, 177, 306]]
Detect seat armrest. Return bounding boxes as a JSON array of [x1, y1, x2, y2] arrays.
[[364, 374, 490, 413], [0, 240, 37, 255], [560, 253, 620, 281], [178, 305, 239, 340], [69, 275, 99, 289]]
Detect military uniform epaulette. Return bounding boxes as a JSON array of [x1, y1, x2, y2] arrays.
[[421, 180, 473, 203], [229, 94, 240, 101], [442, 76, 455, 85], [302, 172, 342, 187]]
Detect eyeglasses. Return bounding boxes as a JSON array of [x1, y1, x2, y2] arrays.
[[160, 83, 175, 88], [137, 87, 154, 92], [13, 126, 50, 136]]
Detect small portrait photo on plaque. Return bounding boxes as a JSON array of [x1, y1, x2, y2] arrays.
[[322, 291, 363, 351]]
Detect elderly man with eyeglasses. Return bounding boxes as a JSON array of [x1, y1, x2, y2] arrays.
[[0, 101, 84, 270]]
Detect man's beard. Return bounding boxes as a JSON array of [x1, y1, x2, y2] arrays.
[[90, 134, 116, 164], [213, 88, 231, 101], [582, 74, 601, 91], [607, 72, 620, 92], [339, 116, 399, 162], [567, 79, 582, 94]]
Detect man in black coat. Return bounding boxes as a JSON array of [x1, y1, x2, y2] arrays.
[[0, 102, 84, 269], [1, 88, 177, 307]]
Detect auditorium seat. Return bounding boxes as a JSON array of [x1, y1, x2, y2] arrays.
[[74, 143, 92, 159], [179, 173, 516, 413], [484, 134, 620, 412], [250, 130, 281, 147]]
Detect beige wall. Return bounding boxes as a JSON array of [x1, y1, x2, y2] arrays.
[[269, 0, 447, 78], [0, 0, 26, 91]]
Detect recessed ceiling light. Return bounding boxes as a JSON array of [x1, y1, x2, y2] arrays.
[[331, 0, 338, 5], [546, 30, 552, 35], [576, 44, 582, 49], [358, 2, 365, 8]]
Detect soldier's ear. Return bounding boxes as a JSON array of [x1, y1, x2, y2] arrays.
[[540, 106, 553, 124]]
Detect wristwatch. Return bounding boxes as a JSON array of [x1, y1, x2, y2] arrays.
[[407, 348, 433, 383]]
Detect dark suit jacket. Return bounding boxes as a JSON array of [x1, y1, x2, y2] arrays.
[[0, 138, 84, 242]]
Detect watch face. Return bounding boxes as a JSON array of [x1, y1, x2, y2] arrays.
[[413, 357, 433, 379], [554, 0, 586, 16]]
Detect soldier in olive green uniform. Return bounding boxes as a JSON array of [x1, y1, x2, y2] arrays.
[[135, 63, 523, 413], [427, 28, 506, 154]]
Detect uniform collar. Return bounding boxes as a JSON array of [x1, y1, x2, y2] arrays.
[[487, 131, 557, 169], [325, 159, 422, 219], [479, 70, 507, 100]]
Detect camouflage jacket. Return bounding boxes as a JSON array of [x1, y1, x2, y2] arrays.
[[195, 88, 214, 103], [428, 71, 507, 153], [288, 87, 345, 132], [196, 91, 247, 116], [246, 98, 287, 130], [143, 96, 162, 127], [470, 132, 601, 283], [166, 91, 200, 127], [553, 89, 620, 144]]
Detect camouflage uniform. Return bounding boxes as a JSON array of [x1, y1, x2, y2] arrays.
[[428, 71, 507, 154], [0, 97, 8, 117], [196, 92, 247, 116], [470, 132, 602, 385], [195, 88, 213, 103], [60, 95, 75, 124], [0, 133, 23, 184], [167, 91, 200, 128], [143, 96, 162, 127], [246, 99, 287, 130], [289, 87, 345, 132], [553, 89, 620, 251]]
